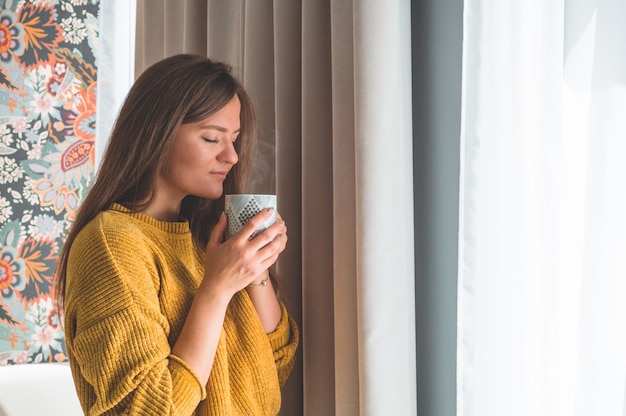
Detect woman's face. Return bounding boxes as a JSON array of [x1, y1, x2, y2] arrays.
[[158, 95, 241, 204]]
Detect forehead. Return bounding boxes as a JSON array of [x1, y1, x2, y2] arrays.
[[201, 96, 241, 123], [180, 97, 242, 134]]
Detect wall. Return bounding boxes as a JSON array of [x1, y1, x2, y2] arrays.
[[0, 0, 99, 366], [412, 1, 463, 415]]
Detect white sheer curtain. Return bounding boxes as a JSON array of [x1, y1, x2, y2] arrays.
[[95, 0, 136, 168], [458, 1, 626, 415]]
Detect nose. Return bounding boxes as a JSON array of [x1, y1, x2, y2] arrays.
[[219, 141, 239, 165]]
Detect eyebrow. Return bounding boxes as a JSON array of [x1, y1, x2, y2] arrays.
[[200, 124, 241, 134]]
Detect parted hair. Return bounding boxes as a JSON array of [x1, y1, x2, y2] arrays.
[[55, 54, 257, 311]]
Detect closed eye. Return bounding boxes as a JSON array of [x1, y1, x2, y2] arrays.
[[202, 137, 219, 143]]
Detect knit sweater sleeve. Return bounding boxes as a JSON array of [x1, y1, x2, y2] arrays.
[[64, 215, 205, 415], [267, 301, 300, 386]]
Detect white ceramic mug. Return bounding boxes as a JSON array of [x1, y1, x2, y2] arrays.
[[224, 194, 277, 239]]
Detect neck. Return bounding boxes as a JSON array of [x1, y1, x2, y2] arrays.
[[138, 192, 183, 222], [140, 204, 181, 221]]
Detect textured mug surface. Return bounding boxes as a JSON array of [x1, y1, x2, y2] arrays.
[[225, 194, 277, 239]]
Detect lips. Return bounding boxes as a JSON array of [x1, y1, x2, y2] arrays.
[[210, 171, 228, 180]]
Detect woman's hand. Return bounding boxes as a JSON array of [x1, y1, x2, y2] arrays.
[[201, 208, 288, 297]]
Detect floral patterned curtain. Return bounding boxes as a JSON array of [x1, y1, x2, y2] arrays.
[[0, 0, 99, 366]]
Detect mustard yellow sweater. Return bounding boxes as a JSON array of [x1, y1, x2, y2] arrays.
[[64, 204, 299, 415]]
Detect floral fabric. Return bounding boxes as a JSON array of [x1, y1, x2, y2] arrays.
[[0, 0, 99, 366]]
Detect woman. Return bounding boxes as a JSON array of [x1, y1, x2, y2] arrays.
[[55, 54, 299, 415]]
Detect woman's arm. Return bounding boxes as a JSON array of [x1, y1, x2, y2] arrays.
[[170, 280, 231, 386], [245, 212, 288, 333], [172, 209, 286, 383], [65, 216, 208, 414], [246, 269, 282, 333]]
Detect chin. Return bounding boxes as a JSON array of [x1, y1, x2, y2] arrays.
[[196, 187, 224, 200]]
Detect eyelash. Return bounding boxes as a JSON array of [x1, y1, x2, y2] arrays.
[[202, 137, 219, 143]]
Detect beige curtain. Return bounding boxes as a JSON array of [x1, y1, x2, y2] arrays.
[[136, 1, 415, 415]]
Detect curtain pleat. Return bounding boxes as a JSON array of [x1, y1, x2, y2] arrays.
[[329, 2, 360, 415], [353, 3, 416, 414], [135, 1, 415, 414], [206, 1, 243, 71], [300, 1, 336, 414], [241, 2, 277, 195], [272, 2, 305, 414]]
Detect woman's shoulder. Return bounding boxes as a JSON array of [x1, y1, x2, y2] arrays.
[[83, 203, 191, 239], [65, 209, 165, 327], [78, 207, 146, 243], [70, 207, 161, 264], [66, 207, 164, 304]]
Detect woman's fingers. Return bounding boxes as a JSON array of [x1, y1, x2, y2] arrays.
[[257, 225, 287, 248], [203, 208, 288, 292], [208, 212, 228, 247], [233, 208, 275, 240], [262, 234, 287, 265], [254, 220, 288, 268], [250, 219, 286, 249]]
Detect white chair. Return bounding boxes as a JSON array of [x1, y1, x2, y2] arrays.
[[0, 362, 82, 416]]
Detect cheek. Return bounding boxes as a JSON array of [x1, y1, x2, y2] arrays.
[[168, 142, 205, 169], [177, 152, 202, 168]]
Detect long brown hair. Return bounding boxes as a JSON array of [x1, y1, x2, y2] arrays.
[[55, 54, 257, 311]]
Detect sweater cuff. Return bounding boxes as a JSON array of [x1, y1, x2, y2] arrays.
[[169, 354, 207, 400], [267, 301, 291, 350]]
